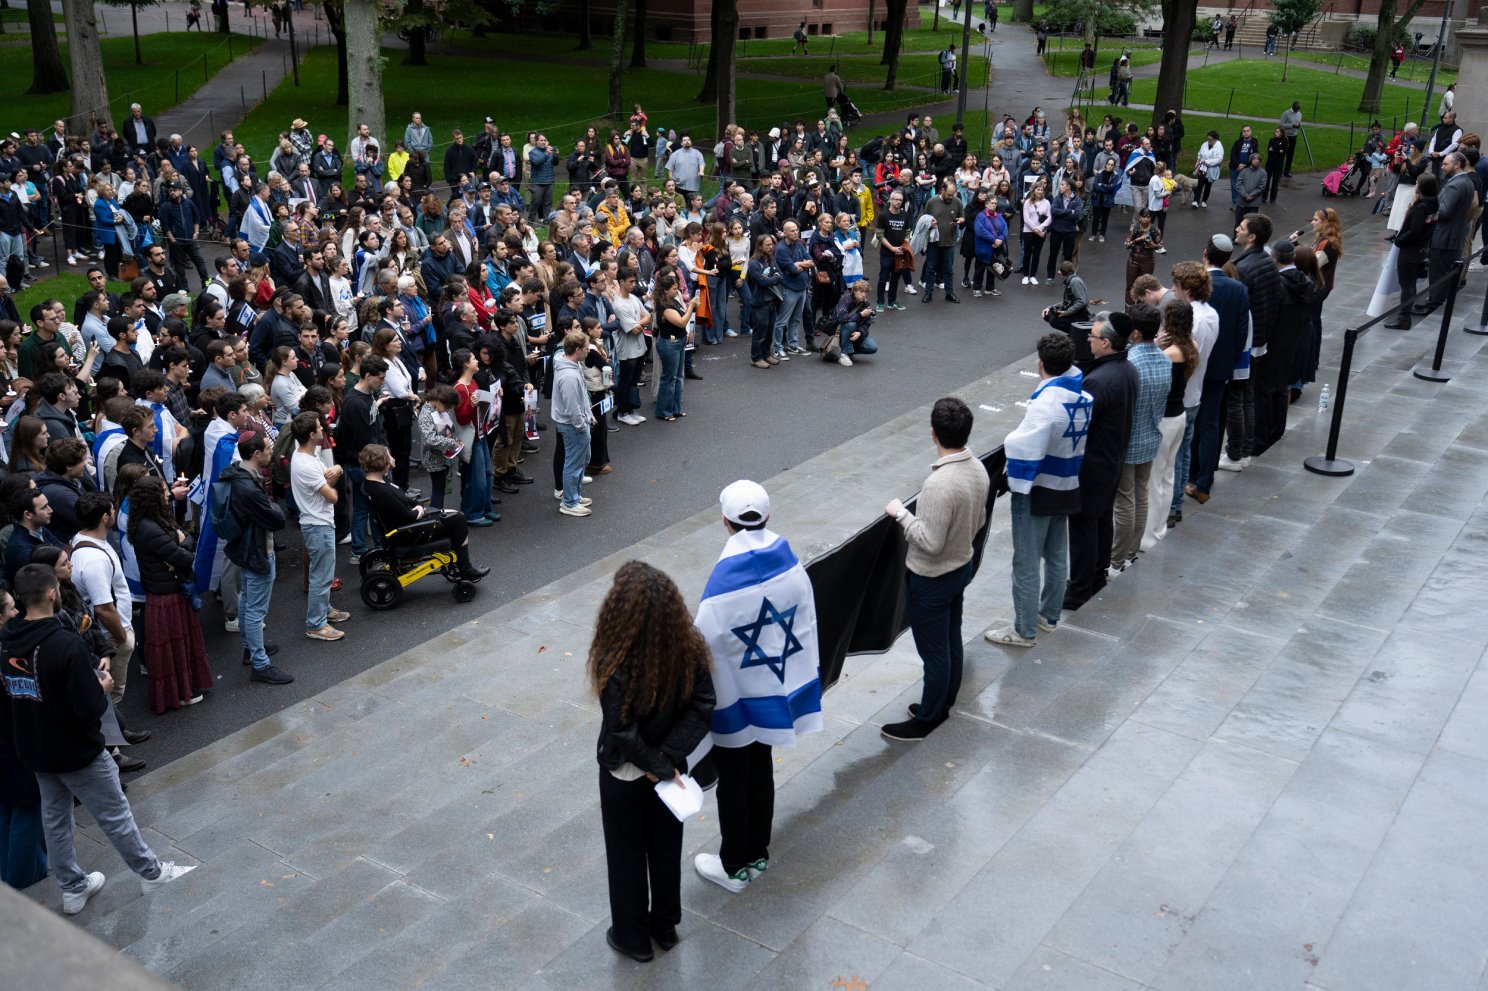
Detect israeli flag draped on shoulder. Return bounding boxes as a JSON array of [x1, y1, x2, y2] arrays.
[[696, 528, 824, 750], [1005, 370, 1092, 495], [192, 419, 240, 594], [91, 422, 125, 491]]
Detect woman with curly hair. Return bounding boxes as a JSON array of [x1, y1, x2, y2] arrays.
[[1290, 206, 1344, 393], [591, 560, 715, 962], [126, 475, 213, 713]]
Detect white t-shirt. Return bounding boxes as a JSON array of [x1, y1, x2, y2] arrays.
[[290, 451, 335, 527], [70, 533, 133, 632]]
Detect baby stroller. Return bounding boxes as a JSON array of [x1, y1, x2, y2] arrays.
[[1321, 153, 1369, 197], [835, 91, 864, 129]]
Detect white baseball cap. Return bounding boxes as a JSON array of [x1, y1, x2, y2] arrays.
[[720, 480, 770, 526]]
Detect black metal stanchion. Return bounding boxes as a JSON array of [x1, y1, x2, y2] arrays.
[[1464, 261, 1488, 335], [1413, 260, 1465, 381], [1304, 326, 1357, 477]]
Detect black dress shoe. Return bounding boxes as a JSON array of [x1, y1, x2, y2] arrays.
[[1382, 318, 1412, 329], [606, 927, 654, 963], [250, 664, 295, 685], [121, 728, 152, 745], [494, 478, 520, 494], [653, 926, 680, 951], [114, 751, 147, 773], [880, 715, 945, 741], [520, 441, 540, 454], [685, 369, 703, 380], [461, 565, 491, 581], [503, 470, 534, 485], [944, 294, 961, 304]]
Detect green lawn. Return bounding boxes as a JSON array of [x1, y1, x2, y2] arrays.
[[1043, 46, 1164, 77], [1128, 60, 1436, 129], [0, 32, 262, 135], [15, 273, 130, 319], [1288, 49, 1457, 86], [234, 46, 942, 165], [744, 53, 989, 89]]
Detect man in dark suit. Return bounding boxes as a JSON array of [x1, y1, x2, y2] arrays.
[[1186, 243, 1249, 509], [1065, 311, 1138, 611], [292, 243, 334, 314], [1425, 151, 1475, 311], [123, 104, 157, 156], [269, 220, 306, 287]]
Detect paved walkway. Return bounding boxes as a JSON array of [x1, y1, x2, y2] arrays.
[[23, 201, 1488, 989]]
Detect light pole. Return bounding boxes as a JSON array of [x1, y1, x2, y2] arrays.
[[1421, 0, 1454, 126]]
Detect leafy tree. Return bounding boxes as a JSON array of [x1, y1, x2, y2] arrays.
[[1269, 0, 1321, 81], [1043, 0, 1155, 45], [384, 0, 491, 66], [27, 0, 69, 94], [1014, 0, 1034, 22], [97, 0, 160, 65], [1358, 0, 1429, 113]]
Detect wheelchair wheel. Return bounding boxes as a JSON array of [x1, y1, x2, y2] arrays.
[[452, 581, 478, 603], [358, 548, 392, 577], [361, 573, 403, 611]]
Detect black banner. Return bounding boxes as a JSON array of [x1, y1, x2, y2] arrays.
[[808, 447, 1007, 691]]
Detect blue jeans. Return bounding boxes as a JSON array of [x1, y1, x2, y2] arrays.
[[461, 434, 493, 521], [347, 465, 373, 555], [240, 556, 275, 670], [36, 750, 161, 895], [774, 285, 807, 351], [737, 277, 752, 330], [557, 423, 590, 508], [906, 560, 974, 723], [923, 244, 956, 291], [0, 232, 26, 280], [1192, 378, 1228, 496], [1265, 36, 1277, 54], [706, 274, 728, 342], [302, 524, 335, 630], [1170, 405, 1199, 513], [0, 801, 47, 889], [839, 320, 878, 356], [655, 337, 685, 418], [1009, 493, 1068, 639]]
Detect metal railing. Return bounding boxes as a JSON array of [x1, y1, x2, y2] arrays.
[[1305, 259, 1465, 477]]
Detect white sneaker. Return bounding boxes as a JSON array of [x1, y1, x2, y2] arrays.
[[62, 871, 106, 915], [904, 283, 918, 295], [1021, 276, 1030, 285], [973, 289, 983, 298], [837, 354, 853, 367], [984, 625, 1035, 647], [66, 253, 77, 266], [141, 861, 196, 894], [1216, 454, 1249, 472], [224, 617, 239, 633], [1155, 247, 1167, 254], [1107, 563, 1126, 579], [558, 503, 593, 517], [582, 475, 593, 484], [338, 533, 352, 545], [1036, 616, 1057, 633], [1028, 276, 1039, 286], [694, 853, 749, 893]]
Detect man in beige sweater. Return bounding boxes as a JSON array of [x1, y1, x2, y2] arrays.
[[882, 397, 991, 741]]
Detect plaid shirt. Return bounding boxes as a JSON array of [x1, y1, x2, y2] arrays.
[[1125, 342, 1171, 464]]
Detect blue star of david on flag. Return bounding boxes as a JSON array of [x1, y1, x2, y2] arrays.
[[1062, 397, 1092, 450], [731, 597, 803, 683]]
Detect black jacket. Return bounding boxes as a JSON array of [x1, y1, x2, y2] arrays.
[[132, 514, 197, 595], [1394, 194, 1437, 253], [496, 331, 530, 414], [0, 616, 105, 774], [1075, 351, 1137, 518], [335, 387, 386, 466], [443, 143, 478, 185], [1232, 245, 1281, 351], [1261, 266, 1315, 391], [594, 663, 715, 780], [35, 471, 85, 542], [221, 462, 284, 575]]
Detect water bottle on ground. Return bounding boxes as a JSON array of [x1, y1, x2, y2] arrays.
[[1318, 384, 1330, 413]]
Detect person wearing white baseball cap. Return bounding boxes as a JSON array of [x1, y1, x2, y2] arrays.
[[692, 479, 823, 894]]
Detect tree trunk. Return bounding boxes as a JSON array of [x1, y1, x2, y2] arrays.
[[609, 0, 629, 118], [344, 0, 385, 149], [325, 0, 349, 106], [26, 0, 69, 94], [60, 0, 109, 127], [630, 0, 646, 67], [867, 0, 875, 44], [1152, 0, 1198, 130], [714, 0, 737, 137], [577, 0, 590, 50], [131, 4, 142, 65], [696, 0, 720, 102], [1359, 0, 1427, 113], [882, 0, 906, 85], [404, 26, 428, 65], [1013, 0, 1033, 23]]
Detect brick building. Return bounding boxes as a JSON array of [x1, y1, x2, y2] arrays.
[[565, 0, 921, 45], [1196, 1, 1481, 53]]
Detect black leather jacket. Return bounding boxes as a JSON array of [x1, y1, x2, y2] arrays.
[[595, 663, 715, 780]]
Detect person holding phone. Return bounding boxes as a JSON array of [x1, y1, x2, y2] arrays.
[[1124, 208, 1162, 300]]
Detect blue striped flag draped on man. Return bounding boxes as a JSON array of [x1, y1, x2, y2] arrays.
[[695, 527, 824, 750]]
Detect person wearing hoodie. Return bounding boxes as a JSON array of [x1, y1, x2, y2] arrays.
[[551, 331, 594, 518], [219, 431, 294, 686], [33, 372, 83, 443], [0, 564, 194, 915], [34, 439, 91, 542]]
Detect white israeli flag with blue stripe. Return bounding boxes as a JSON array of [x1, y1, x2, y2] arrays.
[[695, 528, 824, 751]]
